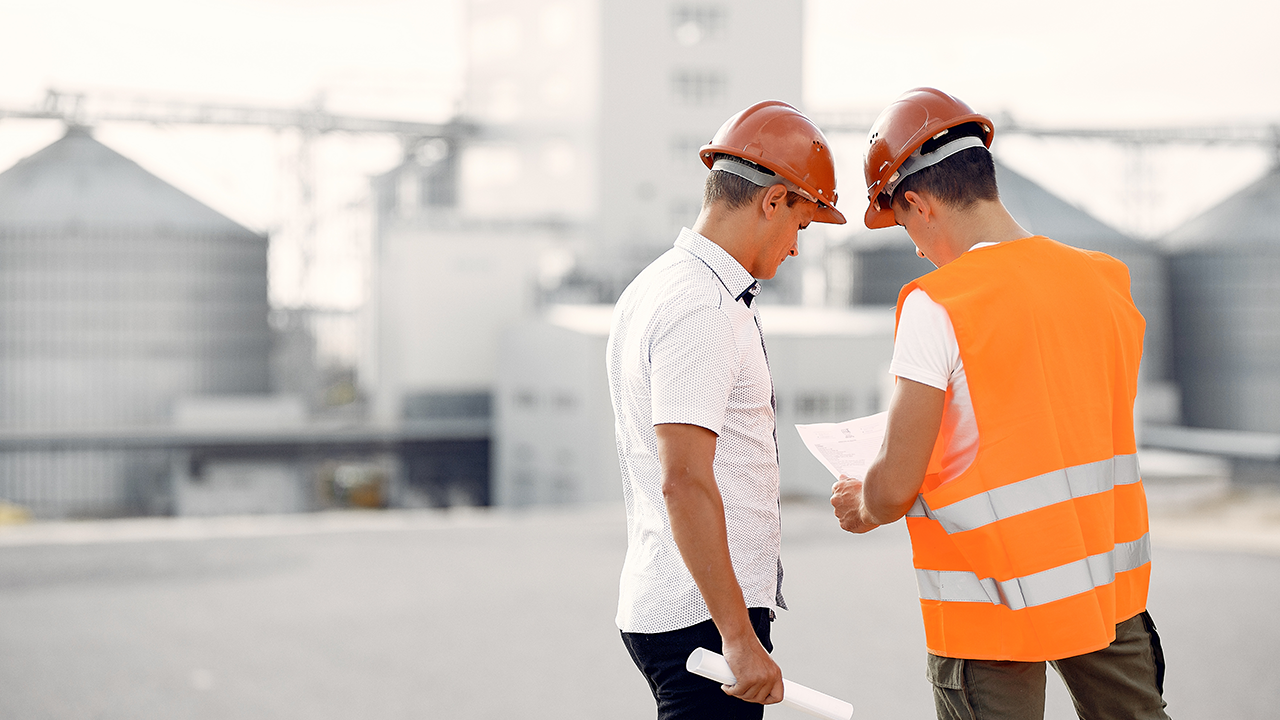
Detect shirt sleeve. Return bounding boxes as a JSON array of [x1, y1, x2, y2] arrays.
[[649, 304, 737, 434], [890, 288, 961, 391]]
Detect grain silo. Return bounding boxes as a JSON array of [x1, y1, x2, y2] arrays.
[[0, 127, 271, 517], [1165, 164, 1280, 432], [845, 160, 1169, 382]]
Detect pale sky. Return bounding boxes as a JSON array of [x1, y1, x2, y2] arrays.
[[1, 0, 1277, 306]]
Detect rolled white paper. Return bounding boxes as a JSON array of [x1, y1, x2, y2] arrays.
[[685, 647, 854, 720]]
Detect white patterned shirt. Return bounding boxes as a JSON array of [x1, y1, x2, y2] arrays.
[[607, 227, 785, 634]]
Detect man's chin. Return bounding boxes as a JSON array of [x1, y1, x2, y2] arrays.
[[760, 262, 787, 280]]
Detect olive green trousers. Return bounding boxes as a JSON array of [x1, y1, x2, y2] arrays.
[[927, 611, 1170, 720]]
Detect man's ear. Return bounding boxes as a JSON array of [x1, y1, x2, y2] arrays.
[[759, 184, 789, 220], [901, 189, 932, 222]]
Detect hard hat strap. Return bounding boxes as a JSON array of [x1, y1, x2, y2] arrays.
[[884, 134, 986, 198], [711, 156, 820, 206]]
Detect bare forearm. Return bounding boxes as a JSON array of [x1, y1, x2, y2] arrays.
[[832, 379, 944, 534], [655, 422, 782, 703], [861, 450, 920, 525], [867, 378, 945, 522]]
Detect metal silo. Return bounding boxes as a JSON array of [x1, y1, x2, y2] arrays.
[[1166, 164, 1280, 432], [0, 127, 271, 517], [845, 160, 1169, 382]]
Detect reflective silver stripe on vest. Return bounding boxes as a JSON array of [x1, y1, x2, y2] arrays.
[[906, 454, 1140, 535], [916, 534, 1151, 610]]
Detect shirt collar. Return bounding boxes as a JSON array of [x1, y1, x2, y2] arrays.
[[674, 227, 761, 307]]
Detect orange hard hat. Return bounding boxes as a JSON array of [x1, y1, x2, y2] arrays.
[[862, 87, 994, 229], [700, 100, 846, 224]]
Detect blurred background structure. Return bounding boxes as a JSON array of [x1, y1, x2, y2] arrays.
[[0, 127, 272, 516], [1, 0, 1280, 519]]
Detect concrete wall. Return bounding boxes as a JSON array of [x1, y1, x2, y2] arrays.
[[370, 221, 540, 424], [493, 304, 896, 506]]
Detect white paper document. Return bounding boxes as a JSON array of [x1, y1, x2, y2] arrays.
[[795, 411, 889, 480], [686, 648, 854, 720]]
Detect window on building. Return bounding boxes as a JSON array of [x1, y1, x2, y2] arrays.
[[671, 70, 727, 106], [552, 391, 578, 411], [794, 392, 856, 418], [513, 389, 539, 410], [671, 4, 726, 46]]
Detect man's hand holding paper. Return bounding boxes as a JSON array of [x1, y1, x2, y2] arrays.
[[795, 412, 889, 533], [830, 475, 881, 534]]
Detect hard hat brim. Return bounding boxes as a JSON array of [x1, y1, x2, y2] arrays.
[[816, 204, 847, 225], [864, 201, 895, 229]]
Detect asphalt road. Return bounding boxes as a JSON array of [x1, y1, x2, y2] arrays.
[[0, 497, 1276, 719]]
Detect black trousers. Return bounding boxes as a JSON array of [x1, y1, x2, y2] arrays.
[[621, 608, 774, 720]]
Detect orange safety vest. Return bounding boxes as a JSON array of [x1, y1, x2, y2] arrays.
[[896, 236, 1150, 662]]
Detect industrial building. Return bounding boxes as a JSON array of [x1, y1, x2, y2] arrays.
[[367, 0, 808, 503], [0, 1, 816, 515], [1166, 165, 1280, 433], [0, 125, 496, 518], [462, 0, 803, 294], [493, 304, 895, 505], [0, 127, 272, 517], [3, 2, 1278, 516]]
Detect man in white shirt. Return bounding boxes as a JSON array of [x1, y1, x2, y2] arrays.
[[607, 101, 846, 719]]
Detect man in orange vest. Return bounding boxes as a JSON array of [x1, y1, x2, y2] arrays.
[[831, 88, 1170, 719]]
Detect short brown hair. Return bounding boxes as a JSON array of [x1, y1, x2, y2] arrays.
[[704, 155, 807, 211], [892, 123, 998, 213]]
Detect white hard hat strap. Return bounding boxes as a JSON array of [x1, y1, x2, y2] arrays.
[[711, 156, 819, 205], [884, 134, 985, 198]]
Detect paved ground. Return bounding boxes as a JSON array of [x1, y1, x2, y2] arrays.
[[1, 471, 1278, 719]]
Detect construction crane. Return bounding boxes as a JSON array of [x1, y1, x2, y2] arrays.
[[0, 88, 478, 307], [2, 88, 475, 138], [812, 109, 1280, 151]]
